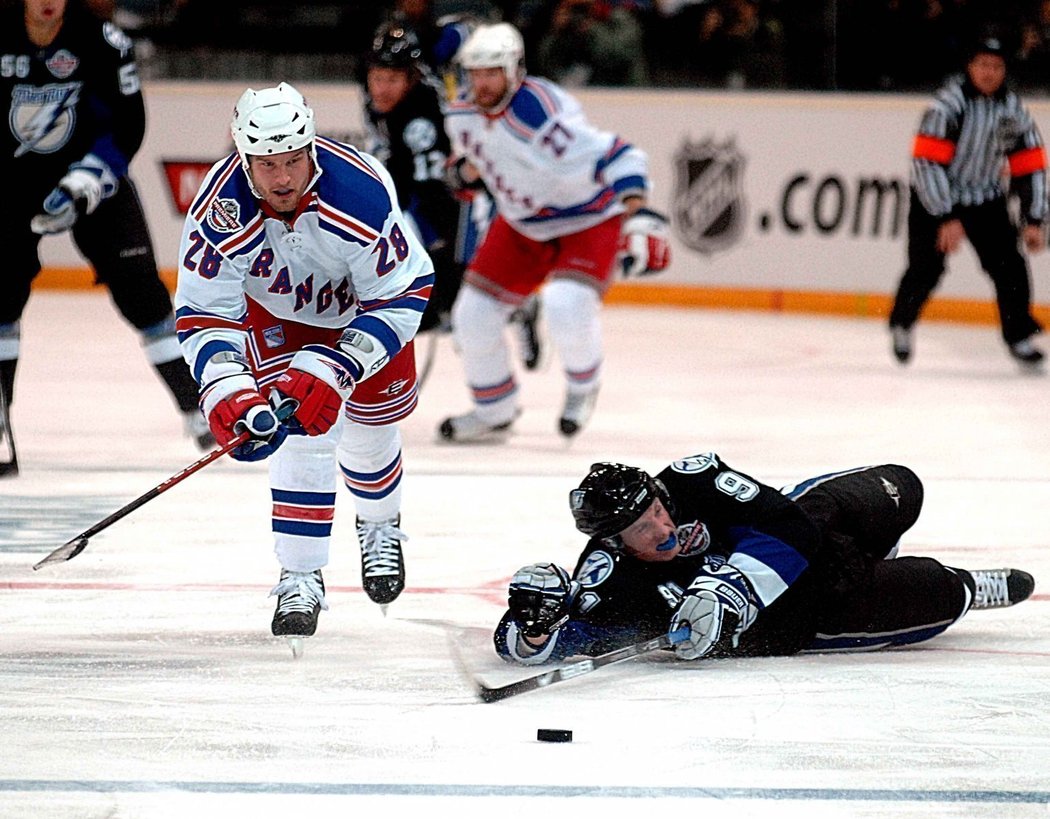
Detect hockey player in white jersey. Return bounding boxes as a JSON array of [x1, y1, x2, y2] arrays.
[[174, 83, 434, 648], [438, 22, 670, 442]]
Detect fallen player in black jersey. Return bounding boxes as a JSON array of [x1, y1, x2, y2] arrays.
[[494, 454, 1034, 664]]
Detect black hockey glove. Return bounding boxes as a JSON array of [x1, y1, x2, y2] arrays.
[[508, 563, 581, 638], [444, 157, 486, 193]]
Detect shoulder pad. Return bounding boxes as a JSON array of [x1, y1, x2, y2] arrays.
[[507, 79, 560, 131], [315, 139, 394, 235]]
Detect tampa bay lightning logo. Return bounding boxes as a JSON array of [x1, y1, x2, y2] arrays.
[[671, 452, 719, 474], [102, 22, 134, 56], [403, 117, 438, 153], [10, 82, 82, 157], [577, 550, 614, 588], [880, 477, 901, 508]]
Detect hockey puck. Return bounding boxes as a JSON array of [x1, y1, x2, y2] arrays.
[[537, 728, 573, 743]]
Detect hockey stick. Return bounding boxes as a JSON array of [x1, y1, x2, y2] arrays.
[[0, 381, 17, 478], [416, 329, 441, 392], [451, 627, 688, 703], [32, 401, 296, 570]]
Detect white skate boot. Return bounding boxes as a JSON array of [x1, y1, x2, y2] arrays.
[[559, 386, 599, 438]]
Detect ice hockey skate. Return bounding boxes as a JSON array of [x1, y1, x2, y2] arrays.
[[890, 325, 912, 364], [270, 568, 328, 657], [969, 568, 1035, 609], [511, 295, 544, 371], [1008, 338, 1045, 370], [357, 516, 407, 609], [0, 385, 16, 478], [182, 409, 217, 450], [438, 409, 518, 442], [559, 386, 599, 438]]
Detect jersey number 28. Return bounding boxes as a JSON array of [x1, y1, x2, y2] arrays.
[[372, 223, 410, 276]]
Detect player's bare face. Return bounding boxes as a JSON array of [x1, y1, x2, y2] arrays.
[[968, 54, 1006, 96], [469, 67, 510, 111], [24, 0, 66, 40], [248, 148, 313, 216], [618, 499, 679, 562], [368, 67, 414, 114]]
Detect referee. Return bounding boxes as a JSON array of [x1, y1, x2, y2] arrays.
[[889, 36, 1046, 369]]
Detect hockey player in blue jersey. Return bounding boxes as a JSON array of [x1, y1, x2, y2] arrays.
[[495, 455, 1034, 665], [174, 83, 434, 649]]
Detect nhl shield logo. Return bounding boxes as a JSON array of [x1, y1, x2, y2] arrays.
[[672, 137, 747, 255]]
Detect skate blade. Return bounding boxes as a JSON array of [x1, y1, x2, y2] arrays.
[[285, 636, 307, 659]]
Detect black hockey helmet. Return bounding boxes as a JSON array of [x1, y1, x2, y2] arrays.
[[368, 19, 425, 71], [569, 463, 673, 542], [969, 36, 1005, 61]]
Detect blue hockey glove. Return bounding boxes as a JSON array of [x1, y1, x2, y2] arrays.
[[31, 154, 119, 235], [669, 562, 757, 660]]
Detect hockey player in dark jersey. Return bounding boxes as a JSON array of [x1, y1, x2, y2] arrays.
[[363, 20, 463, 333], [889, 36, 1047, 369], [0, 0, 212, 472], [494, 453, 1035, 664]]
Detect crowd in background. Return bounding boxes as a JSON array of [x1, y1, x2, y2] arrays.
[[69, 0, 1050, 92]]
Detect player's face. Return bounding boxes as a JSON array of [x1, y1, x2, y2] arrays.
[[469, 67, 509, 111], [368, 67, 414, 114], [967, 53, 1007, 96], [618, 499, 679, 562], [24, 0, 66, 28], [247, 148, 313, 215]]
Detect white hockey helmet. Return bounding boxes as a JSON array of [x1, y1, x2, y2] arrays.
[[231, 83, 317, 188], [457, 22, 525, 109]]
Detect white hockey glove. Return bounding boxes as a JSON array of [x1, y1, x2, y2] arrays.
[[618, 207, 671, 277], [31, 154, 120, 235], [669, 563, 757, 660], [508, 563, 581, 638]]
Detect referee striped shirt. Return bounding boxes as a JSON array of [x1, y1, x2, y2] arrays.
[[911, 72, 1047, 223]]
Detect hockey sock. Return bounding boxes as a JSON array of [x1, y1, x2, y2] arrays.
[[154, 357, 202, 413]]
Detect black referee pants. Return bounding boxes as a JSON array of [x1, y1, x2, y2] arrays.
[[889, 190, 1042, 345]]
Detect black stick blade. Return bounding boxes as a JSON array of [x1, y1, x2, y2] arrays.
[[33, 537, 89, 571]]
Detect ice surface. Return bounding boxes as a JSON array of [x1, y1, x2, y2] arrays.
[[1, 292, 1048, 818]]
